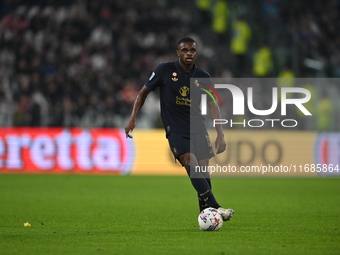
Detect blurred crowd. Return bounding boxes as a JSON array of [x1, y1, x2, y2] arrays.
[[0, 0, 339, 130], [279, 0, 340, 77]]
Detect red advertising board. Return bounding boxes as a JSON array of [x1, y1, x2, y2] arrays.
[[0, 128, 134, 174], [1, 128, 339, 177]]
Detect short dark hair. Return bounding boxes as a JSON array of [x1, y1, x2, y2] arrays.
[[176, 37, 197, 49]]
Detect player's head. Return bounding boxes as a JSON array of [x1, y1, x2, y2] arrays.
[[176, 37, 198, 66], [176, 37, 197, 49]]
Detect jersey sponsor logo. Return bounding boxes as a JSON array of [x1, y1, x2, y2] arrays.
[[176, 96, 191, 106], [149, 72, 155, 81], [179, 86, 190, 97]]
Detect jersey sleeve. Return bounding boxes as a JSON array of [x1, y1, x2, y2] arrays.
[[145, 64, 163, 91]]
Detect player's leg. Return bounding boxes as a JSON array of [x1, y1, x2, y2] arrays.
[[198, 158, 211, 188], [178, 152, 221, 210], [193, 133, 216, 211], [198, 157, 235, 221], [197, 158, 212, 211], [167, 133, 222, 211], [195, 134, 235, 221]]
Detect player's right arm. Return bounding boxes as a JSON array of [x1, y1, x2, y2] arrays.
[[125, 85, 151, 139], [125, 64, 163, 138]]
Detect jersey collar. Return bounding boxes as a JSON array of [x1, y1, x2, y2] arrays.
[[175, 61, 197, 76]]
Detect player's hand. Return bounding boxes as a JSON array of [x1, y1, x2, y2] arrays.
[[215, 135, 226, 154], [125, 119, 136, 139]]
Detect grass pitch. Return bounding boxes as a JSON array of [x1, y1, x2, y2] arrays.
[[0, 174, 339, 255]]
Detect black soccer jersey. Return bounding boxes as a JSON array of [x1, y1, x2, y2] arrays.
[[145, 61, 212, 137]]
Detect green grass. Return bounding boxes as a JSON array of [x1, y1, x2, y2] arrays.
[[0, 175, 339, 255]]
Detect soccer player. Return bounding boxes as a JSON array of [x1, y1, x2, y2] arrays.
[[125, 37, 234, 221]]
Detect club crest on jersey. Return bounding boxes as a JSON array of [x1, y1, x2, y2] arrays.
[[172, 72, 178, 81], [179, 86, 189, 97]]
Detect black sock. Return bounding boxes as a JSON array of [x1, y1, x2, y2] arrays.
[[198, 196, 208, 212], [198, 177, 213, 211], [187, 169, 220, 211]]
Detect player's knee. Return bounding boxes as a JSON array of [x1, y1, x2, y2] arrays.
[[182, 159, 191, 173], [180, 154, 198, 174]]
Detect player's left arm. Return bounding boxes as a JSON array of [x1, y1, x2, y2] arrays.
[[208, 101, 226, 154]]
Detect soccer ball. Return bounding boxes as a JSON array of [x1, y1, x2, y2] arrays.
[[198, 207, 223, 231]]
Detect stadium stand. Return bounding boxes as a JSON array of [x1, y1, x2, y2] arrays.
[[0, 0, 339, 130]]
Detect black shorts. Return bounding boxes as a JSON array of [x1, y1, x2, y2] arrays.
[[167, 133, 215, 163]]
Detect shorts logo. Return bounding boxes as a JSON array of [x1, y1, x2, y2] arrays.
[[149, 72, 155, 81], [206, 135, 212, 147], [179, 86, 190, 97]]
